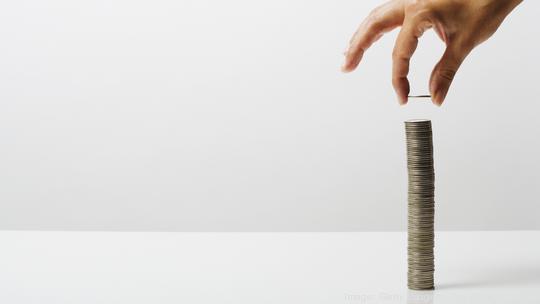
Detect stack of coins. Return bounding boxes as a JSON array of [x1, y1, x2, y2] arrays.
[[405, 120, 435, 290]]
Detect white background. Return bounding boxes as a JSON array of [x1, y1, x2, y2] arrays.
[[0, 0, 538, 231]]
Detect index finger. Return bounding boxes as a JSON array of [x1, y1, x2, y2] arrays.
[[342, 3, 404, 73]]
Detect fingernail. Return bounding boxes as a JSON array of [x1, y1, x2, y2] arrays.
[[398, 95, 407, 105], [432, 89, 447, 106]]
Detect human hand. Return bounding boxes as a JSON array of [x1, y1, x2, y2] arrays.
[[342, 0, 522, 105]]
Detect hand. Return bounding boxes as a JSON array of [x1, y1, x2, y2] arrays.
[[342, 0, 522, 105]]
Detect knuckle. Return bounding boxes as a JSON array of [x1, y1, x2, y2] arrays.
[[392, 77, 401, 88], [365, 4, 387, 30], [392, 49, 407, 60], [407, 0, 431, 11], [437, 68, 457, 82], [369, 4, 384, 18], [405, 0, 433, 21], [365, 14, 382, 31], [409, 9, 432, 23], [457, 37, 476, 54]]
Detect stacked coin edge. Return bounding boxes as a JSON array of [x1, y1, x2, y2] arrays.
[[405, 120, 435, 290]]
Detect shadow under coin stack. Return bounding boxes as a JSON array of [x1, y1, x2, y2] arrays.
[[405, 120, 435, 290]]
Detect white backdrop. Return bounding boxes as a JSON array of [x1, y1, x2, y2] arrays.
[[0, 0, 538, 231]]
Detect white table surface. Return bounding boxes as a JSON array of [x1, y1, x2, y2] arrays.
[[0, 231, 539, 304]]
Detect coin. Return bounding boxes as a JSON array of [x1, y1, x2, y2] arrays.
[[405, 119, 435, 290]]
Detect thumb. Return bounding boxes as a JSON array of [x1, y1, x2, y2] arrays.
[[429, 46, 469, 105]]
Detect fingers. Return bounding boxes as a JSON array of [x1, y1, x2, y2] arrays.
[[342, 2, 404, 73], [391, 15, 432, 105], [429, 46, 469, 105]]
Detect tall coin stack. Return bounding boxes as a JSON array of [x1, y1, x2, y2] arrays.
[[405, 120, 435, 290]]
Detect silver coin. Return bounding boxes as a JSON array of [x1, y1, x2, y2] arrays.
[[405, 120, 435, 290]]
